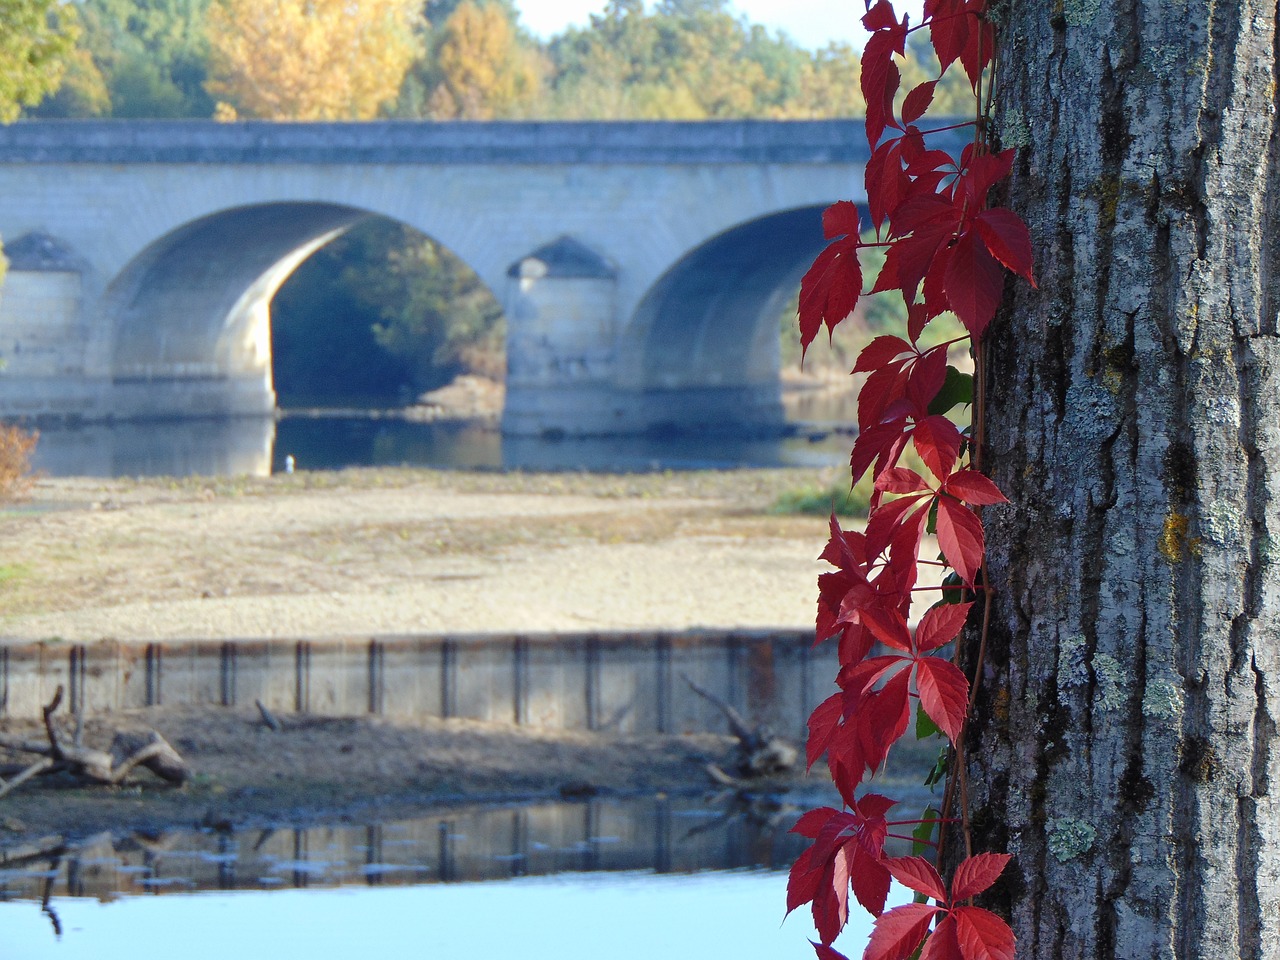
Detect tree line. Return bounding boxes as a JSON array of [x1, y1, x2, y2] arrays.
[[27, 0, 973, 123]]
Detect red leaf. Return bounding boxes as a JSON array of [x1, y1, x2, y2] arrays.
[[858, 365, 911, 431], [814, 843, 852, 944], [887, 195, 956, 240], [927, 0, 969, 70], [861, 606, 913, 652], [799, 238, 864, 352], [849, 840, 894, 917], [850, 418, 908, 485], [812, 943, 852, 960], [865, 492, 930, 558], [875, 222, 956, 310], [874, 467, 930, 495], [920, 915, 964, 960], [901, 80, 936, 124], [866, 137, 910, 233], [905, 347, 948, 416], [942, 469, 1009, 506], [825, 200, 863, 240], [974, 208, 1035, 284], [915, 657, 970, 744], [853, 335, 913, 374], [864, 903, 941, 960], [789, 848, 826, 915], [857, 792, 899, 821], [912, 416, 964, 482], [792, 806, 842, 839], [916, 601, 974, 652], [862, 33, 903, 148], [936, 496, 985, 584], [858, 668, 913, 772], [881, 855, 948, 902], [961, 151, 1014, 205], [862, 0, 902, 31], [952, 907, 1016, 960], [943, 228, 1004, 338], [806, 693, 845, 769], [959, 16, 996, 89], [949, 853, 1012, 902]]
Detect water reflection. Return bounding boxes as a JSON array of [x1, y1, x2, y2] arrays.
[[0, 795, 811, 903], [29, 416, 850, 478], [0, 795, 889, 960]]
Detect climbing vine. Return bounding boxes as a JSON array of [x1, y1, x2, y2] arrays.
[[787, 2, 1033, 958]]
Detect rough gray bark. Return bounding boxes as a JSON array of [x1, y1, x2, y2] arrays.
[[971, 2, 1280, 958]]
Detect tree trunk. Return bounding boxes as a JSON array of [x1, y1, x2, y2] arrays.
[[972, 2, 1280, 958]]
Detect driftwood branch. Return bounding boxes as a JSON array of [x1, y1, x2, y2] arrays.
[[0, 686, 191, 796], [680, 674, 798, 779]]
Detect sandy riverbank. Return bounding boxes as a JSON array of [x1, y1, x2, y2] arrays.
[[0, 466, 871, 843]]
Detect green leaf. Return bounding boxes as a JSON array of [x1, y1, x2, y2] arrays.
[[927, 365, 974, 416], [912, 806, 940, 858], [916, 703, 942, 740], [924, 746, 949, 790]]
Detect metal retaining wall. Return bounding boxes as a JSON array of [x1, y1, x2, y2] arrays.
[[0, 629, 827, 738]]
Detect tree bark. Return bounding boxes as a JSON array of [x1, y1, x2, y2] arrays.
[[973, 2, 1280, 958]]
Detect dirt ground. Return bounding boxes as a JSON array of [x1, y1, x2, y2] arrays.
[[0, 466, 868, 846]]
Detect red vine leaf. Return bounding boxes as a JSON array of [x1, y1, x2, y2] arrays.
[[925, 0, 969, 71], [942, 469, 1009, 506], [902, 81, 937, 124], [974, 209, 1035, 285], [949, 853, 1012, 902], [912, 415, 964, 481], [915, 657, 970, 744], [825, 200, 863, 240], [799, 237, 863, 354], [864, 903, 941, 960], [915, 601, 974, 652], [920, 914, 963, 960], [935, 496, 986, 584], [806, 693, 845, 769], [853, 335, 913, 374], [943, 228, 1004, 339], [952, 907, 1016, 960], [882, 856, 948, 903], [812, 943, 852, 960]]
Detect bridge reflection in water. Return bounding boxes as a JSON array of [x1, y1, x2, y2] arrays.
[[28, 413, 852, 478], [0, 795, 812, 902]]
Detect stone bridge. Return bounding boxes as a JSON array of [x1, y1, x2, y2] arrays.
[[0, 119, 886, 435]]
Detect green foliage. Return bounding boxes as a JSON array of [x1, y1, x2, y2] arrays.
[[366, 231, 504, 390], [769, 479, 870, 518], [0, 0, 78, 122], [271, 221, 503, 407], [540, 0, 861, 119], [31, 0, 214, 117]]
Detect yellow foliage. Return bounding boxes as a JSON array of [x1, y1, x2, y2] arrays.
[[205, 0, 425, 120], [428, 1, 543, 120]]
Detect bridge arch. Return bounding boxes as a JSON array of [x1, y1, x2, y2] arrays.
[[102, 202, 499, 418], [617, 205, 832, 433]]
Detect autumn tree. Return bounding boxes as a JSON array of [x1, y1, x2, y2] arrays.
[[399, 0, 544, 120], [0, 0, 77, 122], [204, 0, 424, 120], [964, 2, 1280, 957]]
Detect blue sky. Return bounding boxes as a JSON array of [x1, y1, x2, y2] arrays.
[[513, 1, 926, 51]]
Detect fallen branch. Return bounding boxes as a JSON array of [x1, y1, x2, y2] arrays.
[[681, 674, 798, 778], [0, 686, 191, 796]]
